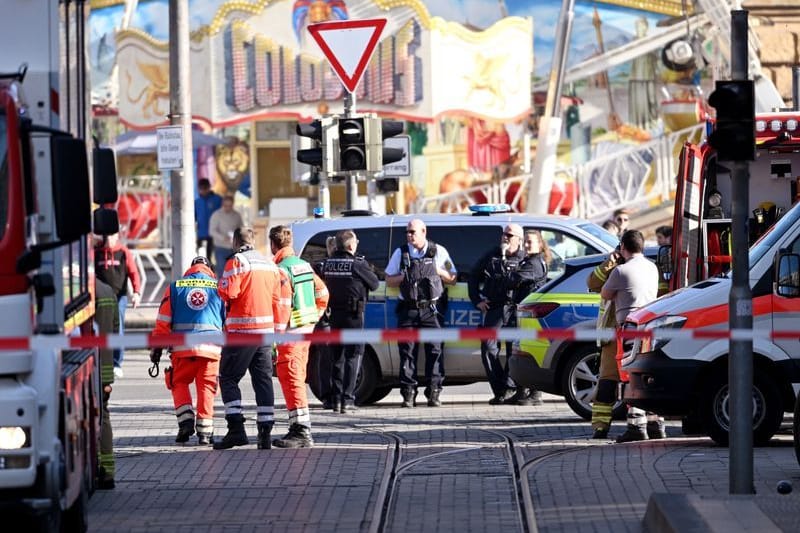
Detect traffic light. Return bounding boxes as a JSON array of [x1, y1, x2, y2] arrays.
[[338, 117, 367, 171], [707, 80, 755, 161], [296, 119, 324, 167], [381, 120, 405, 166]]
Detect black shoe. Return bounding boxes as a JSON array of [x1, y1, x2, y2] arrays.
[[647, 420, 667, 439], [341, 402, 358, 413], [213, 415, 248, 450], [197, 433, 213, 446], [332, 400, 342, 413], [272, 423, 314, 448], [175, 420, 195, 443], [401, 389, 417, 408], [257, 425, 272, 450], [616, 425, 649, 443], [427, 389, 441, 407], [592, 427, 610, 440], [97, 476, 115, 490], [516, 389, 543, 406], [321, 399, 334, 410], [489, 389, 515, 405]]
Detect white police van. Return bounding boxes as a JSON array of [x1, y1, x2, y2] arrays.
[[292, 205, 618, 404]]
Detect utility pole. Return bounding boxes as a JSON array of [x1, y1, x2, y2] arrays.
[[527, 0, 574, 214], [168, 0, 195, 279], [344, 91, 358, 211], [727, 9, 754, 495]]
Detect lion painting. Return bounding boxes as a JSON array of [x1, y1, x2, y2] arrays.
[[214, 139, 250, 194]]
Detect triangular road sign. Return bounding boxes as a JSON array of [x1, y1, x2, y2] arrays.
[[308, 18, 387, 94]]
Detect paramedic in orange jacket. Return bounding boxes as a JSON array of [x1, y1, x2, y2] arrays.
[[150, 256, 225, 445], [269, 225, 329, 448], [214, 226, 291, 450]]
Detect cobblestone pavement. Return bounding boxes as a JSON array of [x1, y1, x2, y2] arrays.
[[88, 351, 800, 532]]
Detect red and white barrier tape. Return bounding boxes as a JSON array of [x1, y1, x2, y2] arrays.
[[0, 327, 792, 351]]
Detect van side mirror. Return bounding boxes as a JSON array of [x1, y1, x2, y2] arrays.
[[51, 136, 91, 242], [775, 252, 800, 298], [93, 147, 118, 204]]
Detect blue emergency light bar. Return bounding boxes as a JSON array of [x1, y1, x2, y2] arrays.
[[468, 203, 512, 215]]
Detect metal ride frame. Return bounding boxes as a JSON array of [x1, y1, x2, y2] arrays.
[[411, 123, 705, 222]]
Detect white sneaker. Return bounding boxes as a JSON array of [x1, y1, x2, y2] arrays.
[[113, 367, 124, 379]]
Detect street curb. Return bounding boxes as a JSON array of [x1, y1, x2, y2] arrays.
[[643, 493, 782, 533]]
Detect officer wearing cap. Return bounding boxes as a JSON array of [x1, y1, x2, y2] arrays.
[[322, 230, 379, 413]]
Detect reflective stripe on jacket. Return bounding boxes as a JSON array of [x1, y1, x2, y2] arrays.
[[217, 248, 290, 333], [274, 247, 329, 329], [153, 263, 225, 359]]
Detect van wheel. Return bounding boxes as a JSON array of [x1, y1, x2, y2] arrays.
[[561, 345, 625, 421], [794, 393, 800, 466], [354, 350, 380, 405], [701, 367, 783, 446], [365, 386, 393, 404]]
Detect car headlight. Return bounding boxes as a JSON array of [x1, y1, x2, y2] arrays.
[[643, 315, 687, 351], [0, 427, 29, 449]]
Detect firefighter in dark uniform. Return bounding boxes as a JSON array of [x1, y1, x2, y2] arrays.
[[469, 223, 530, 405], [95, 279, 119, 489], [322, 230, 380, 413], [385, 219, 457, 408]]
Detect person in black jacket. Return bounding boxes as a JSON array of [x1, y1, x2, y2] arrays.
[[313, 236, 338, 410], [322, 230, 380, 413], [469, 223, 532, 405], [512, 229, 551, 302]]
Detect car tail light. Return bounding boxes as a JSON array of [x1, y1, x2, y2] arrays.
[[517, 302, 560, 319]]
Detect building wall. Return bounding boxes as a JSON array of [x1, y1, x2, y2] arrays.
[[746, 1, 800, 107]]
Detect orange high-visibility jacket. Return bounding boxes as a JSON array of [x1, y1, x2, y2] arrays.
[[218, 247, 291, 333]]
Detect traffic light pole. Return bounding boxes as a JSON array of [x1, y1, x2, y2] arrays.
[[344, 91, 358, 211], [728, 9, 754, 495]]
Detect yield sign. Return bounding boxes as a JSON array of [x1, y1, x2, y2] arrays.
[[308, 18, 387, 93]]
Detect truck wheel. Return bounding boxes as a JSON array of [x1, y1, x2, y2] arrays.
[[365, 386, 393, 404], [354, 349, 380, 406], [701, 367, 783, 446], [560, 345, 625, 421]]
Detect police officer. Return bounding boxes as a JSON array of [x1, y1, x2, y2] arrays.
[[322, 230, 379, 413], [469, 223, 529, 405], [385, 219, 457, 408], [313, 236, 338, 410]]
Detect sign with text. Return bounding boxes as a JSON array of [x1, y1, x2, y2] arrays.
[[156, 126, 184, 170], [382, 135, 411, 177]]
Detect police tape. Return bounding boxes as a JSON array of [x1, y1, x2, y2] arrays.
[[0, 327, 793, 351]]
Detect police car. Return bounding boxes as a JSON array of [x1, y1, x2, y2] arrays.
[[292, 204, 619, 404]]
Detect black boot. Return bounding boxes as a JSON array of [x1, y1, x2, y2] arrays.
[[213, 414, 248, 450], [175, 419, 195, 443], [401, 388, 417, 408], [427, 389, 441, 407], [616, 425, 649, 443], [272, 423, 314, 448], [647, 419, 667, 439], [257, 424, 272, 450]]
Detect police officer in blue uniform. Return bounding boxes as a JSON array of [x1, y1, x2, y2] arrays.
[[386, 219, 457, 408], [322, 230, 380, 413]]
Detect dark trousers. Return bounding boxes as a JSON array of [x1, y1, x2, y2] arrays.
[[397, 303, 444, 394], [219, 344, 274, 424], [330, 312, 365, 403], [197, 236, 214, 265], [314, 320, 334, 403], [481, 304, 517, 397]]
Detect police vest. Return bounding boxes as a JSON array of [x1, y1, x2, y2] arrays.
[[398, 242, 443, 303], [483, 247, 525, 305], [170, 274, 225, 333], [322, 252, 367, 313], [279, 255, 318, 328]]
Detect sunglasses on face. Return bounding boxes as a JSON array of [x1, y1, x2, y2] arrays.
[[406, 230, 416, 234], [503, 232, 518, 238]]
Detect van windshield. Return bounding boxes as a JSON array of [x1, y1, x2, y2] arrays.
[[748, 201, 800, 267]]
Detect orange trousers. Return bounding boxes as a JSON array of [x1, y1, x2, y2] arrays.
[[166, 356, 219, 420], [276, 339, 311, 427]]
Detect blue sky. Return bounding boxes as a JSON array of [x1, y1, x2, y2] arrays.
[[90, 0, 666, 79]]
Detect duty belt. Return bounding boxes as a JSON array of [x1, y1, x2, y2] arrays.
[[406, 299, 437, 309]]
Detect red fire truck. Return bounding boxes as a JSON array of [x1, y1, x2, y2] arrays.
[[0, 0, 118, 529]]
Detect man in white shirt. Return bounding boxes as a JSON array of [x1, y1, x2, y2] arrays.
[[209, 195, 243, 277]]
